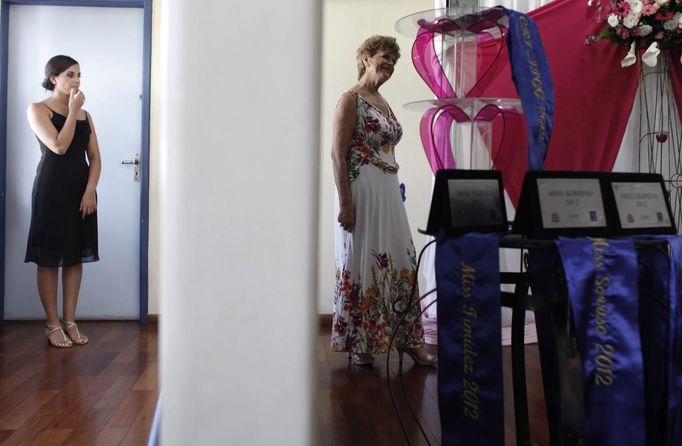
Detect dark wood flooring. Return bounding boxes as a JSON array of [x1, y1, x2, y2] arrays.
[[0, 321, 158, 445], [1, 319, 549, 445], [317, 323, 550, 446]]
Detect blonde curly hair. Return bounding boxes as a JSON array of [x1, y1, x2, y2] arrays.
[[356, 35, 400, 80]]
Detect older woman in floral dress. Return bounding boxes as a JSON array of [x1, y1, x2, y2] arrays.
[[330, 35, 436, 367]]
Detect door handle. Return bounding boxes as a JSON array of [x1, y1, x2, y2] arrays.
[[121, 153, 141, 182]]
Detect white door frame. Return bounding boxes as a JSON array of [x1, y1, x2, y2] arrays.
[[0, 0, 152, 323]]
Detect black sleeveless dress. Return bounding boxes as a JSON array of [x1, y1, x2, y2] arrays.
[[24, 110, 99, 267]]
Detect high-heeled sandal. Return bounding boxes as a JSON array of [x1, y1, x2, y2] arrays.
[[63, 321, 88, 345], [400, 347, 437, 367], [45, 324, 73, 348], [349, 352, 375, 366]]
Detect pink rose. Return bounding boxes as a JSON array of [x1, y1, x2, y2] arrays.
[[642, 3, 659, 14], [613, 1, 631, 16]]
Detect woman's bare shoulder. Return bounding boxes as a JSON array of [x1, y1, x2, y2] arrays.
[[336, 90, 358, 110], [341, 89, 359, 100], [27, 101, 51, 117]]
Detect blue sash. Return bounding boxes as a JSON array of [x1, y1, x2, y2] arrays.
[[435, 232, 504, 446], [666, 236, 682, 445], [664, 237, 682, 446], [637, 235, 682, 445], [527, 249, 563, 443], [635, 242, 671, 446], [504, 8, 555, 170], [556, 237, 645, 446]]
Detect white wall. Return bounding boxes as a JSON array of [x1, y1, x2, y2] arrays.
[[158, 0, 319, 444], [318, 0, 435, 313], [148, 0, 162, 315]]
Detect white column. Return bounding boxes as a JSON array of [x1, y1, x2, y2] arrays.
[[157, 0, 319, 444]]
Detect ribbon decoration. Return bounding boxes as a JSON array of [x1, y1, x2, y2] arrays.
[[419, 102, 524, 173], [436, 232, 504, 446], [412, 8, 509, 100], [556, 237, 646, 446], [419, 105, 463, 171], [412, 6, 554, 173]]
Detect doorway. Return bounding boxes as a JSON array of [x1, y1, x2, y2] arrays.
[[0, 0, 152, 322]]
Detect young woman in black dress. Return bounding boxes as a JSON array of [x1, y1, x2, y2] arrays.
[[25, 55, 101, 348]]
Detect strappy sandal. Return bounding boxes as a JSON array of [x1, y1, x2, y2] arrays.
[[45, 324, 73, 348], [63, 321, 88, 345], [349, 352, 375, 366], [399, 347, 437, 368]]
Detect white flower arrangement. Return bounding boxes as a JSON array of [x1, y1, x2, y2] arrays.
[[595, 0, 682, 67]]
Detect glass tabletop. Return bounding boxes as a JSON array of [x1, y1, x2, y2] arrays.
[[402, 97, 522, 115], [395, 6, 507, 38]]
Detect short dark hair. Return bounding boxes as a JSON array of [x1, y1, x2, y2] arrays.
[[41, 55, 79, 90], [356, 35, 400, 80]]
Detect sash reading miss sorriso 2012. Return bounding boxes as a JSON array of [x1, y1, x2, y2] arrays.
[[556, 237, 645, 446]]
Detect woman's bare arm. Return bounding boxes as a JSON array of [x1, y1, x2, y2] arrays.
[[80, 111, 102, 218], [331, 92, 357, 232]]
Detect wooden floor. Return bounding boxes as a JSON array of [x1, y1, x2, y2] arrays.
[[0, 321, 158, 446], [1, 320, 549, 445], [317, 324, 550, 446]]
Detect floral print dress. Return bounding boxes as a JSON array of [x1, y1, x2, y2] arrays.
[[331, 91, 425, 354]]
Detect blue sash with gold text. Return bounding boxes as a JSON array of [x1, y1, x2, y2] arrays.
[[505, 8, 554, 170], [436, 232, 504, 446], [556, 237, 645, 446]]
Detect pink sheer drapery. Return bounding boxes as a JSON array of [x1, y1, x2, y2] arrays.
[[418, 103, 525, 172], [413, 8, 517, 174], [412, 10, 509, 100], [412, 27, 456, 99], [419, 106, 463, 171]]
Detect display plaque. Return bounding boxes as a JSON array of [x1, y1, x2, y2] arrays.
[[604, 173, 676, 235], [423, 169, 508, 236], [513, 171, 613, 237], [536, 178, 606, 229]]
